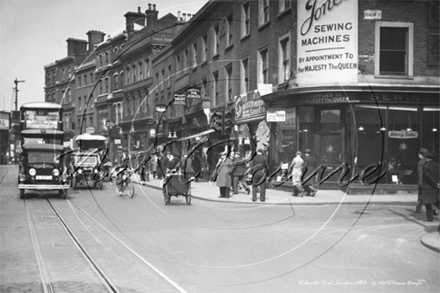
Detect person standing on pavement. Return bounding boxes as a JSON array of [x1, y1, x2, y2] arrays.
[[232, 152, 250, 195], [151, 154, 158, 179], [246, 149, 268, 202], [180, 153, 194, 179], [192, 152, 201, 181], [215, 151, 234, 198], [416, 148, 429, 213], [421, 152, 440, 226], [302, 149, 318, 196], [289, 151, 305, 197]]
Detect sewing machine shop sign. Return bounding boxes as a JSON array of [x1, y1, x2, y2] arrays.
[[235, 90, 266, 121]]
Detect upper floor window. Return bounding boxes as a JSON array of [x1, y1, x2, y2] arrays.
[[213, 25, 220, 56], [259, 0, 270, 26], [279, 0, 291, 13], [184, 48, 189, 73], [202, 34, 208, 62], [375, 21, 413, 77], [105, 77, 109, 93], [226, 13, 233, 47], [241, 58, 249, 94], [192, 42, 198, 67], [132, 65, 137, 83], [105, 52, 109, 65], [126, 67, 130, 85], [145, 59, 151, 77], [258, 48, 269, 84], [176, 55, 181, 75], [78, 76, 82, 88], [279, 35, 291, 84], [167, 65, 172, 88], [78, 97, 82, 111], [139, 62, 144, 80], [241, 2, 250, 38], [114, 73, 119, 90], [90, 73, 94, 84], [212, 71, 219, 106], [225, 64, 233, 102], [84, 74, 87, 85], [99, 54, 103, 67], [161, 70, 165, 91]]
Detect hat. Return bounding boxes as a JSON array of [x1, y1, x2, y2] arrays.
[[296, 151, 302, 156], [419, 148, 428, 155], [305, 149, 312, 154], [425, 152, 434, 159]]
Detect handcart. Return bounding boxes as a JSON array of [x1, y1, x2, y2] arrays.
[[163, 173, 192, 205]]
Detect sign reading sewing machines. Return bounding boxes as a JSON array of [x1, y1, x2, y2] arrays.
[[297, 0, 358, 86]]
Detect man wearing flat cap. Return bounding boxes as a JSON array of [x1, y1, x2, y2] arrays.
[[421, 152, 440, 227], [302, 149, 318, 196]]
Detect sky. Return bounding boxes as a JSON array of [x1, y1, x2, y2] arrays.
[[0, 0, 209, 112]]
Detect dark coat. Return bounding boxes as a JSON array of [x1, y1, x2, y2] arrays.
[[216, 157, 233, 187], [421, 160, 440, 204], [247, 154, 267, 177], [232, 156, 246, 177], [303, 154, 317, 183], [192, 155, 201, 173]]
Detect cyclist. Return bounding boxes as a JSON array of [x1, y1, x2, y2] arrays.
[[110, 153, 132, 196]]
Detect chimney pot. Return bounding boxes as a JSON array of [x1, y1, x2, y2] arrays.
[[177, 11, 181, 20], [183, 13, 186, 22], [148, 3, 151, 10], [153, 4, 156, 11], [138, 6, 141, 13]]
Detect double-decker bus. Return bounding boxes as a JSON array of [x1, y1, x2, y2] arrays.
[[18, 102, 69, 199]]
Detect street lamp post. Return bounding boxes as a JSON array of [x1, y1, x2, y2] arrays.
[[14, 78, 25, 111]]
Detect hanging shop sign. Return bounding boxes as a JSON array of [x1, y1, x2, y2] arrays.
[[0, 112, 9, 130], [173, 94, 186, 105], [267, 110, 286, 122], [235, 90, 267, 121], [187, 88, 201, 99], [297, 0, 358, 86], [388, 130, 419, 139]]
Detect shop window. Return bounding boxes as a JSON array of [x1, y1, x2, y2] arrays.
[[298, 106, 315, 151], [375, 22, 413, 77], [355, 105, 386, 173], [421, 106, 439, 158], [319, 109, 341, 133]]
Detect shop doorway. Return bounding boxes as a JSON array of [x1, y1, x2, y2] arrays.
[[299, 106, 346, 183]]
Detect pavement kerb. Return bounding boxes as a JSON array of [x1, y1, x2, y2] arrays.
[[132, 178, 416, 206], [420, 233, 440, 253]]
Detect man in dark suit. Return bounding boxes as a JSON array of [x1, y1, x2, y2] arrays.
[[421, 152, 440, 227], [302, 149, 318, 196], [246, 149, 268, 202]]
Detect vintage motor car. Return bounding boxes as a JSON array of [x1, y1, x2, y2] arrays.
[[18, 143, 69, 199], [70, 151, 105, 189]]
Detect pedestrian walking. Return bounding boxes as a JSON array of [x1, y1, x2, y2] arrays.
[[421, 152, 440, 226], [232, 152, 250, 195], [246, 149, 268, 202], [192, 152, 201, 181], [289, 151, 305, 197], [215, 151, 234, 198], [151, 154, 158, 179], [180, 153, 194, 179], [302, 149, 318, 196]]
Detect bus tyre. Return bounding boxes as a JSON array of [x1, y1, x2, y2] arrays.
[[60, 189, 67, 200]]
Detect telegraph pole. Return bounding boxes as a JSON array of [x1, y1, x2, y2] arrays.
[[14, 78, 25, 110]]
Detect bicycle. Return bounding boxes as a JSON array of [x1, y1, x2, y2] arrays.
[[111, 168, 135, 198]]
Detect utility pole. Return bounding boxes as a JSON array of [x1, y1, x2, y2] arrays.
[[14, 78, 25, 110]]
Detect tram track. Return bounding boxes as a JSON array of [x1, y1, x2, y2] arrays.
[[24, 193, 187, 293]]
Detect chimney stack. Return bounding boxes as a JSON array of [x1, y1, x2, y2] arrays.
[[146, 3, 159, 29], [87, 30, 105, 52], [183, 13, 187, 22], [66, 38, 88, 56], [124, 9, 146, 37]]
